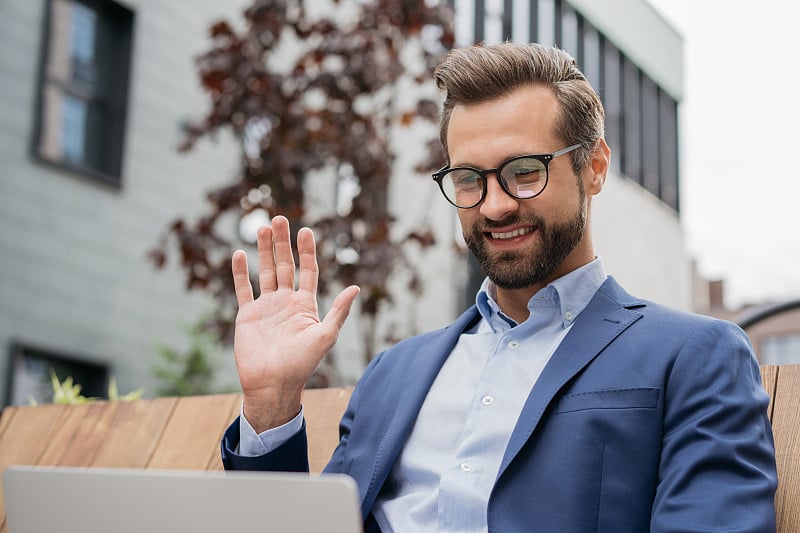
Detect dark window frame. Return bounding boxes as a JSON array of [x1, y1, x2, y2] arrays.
[[502, 0, 514, 41], [528, 0, 538, 43], [622, 56, 643, 185], [641, 73, 661, 198], [559, 2, 581, 64], [31, 0, 135, 189], [474, 0, 486, 43], [602, 38, 623, 175], [659, 89, 680, 212], [4, 341, 109, 407]]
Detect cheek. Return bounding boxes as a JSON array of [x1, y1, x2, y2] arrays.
[[456, 209, 474, 233], [547, 177, 585, 212], [527, 189, 577, 219]]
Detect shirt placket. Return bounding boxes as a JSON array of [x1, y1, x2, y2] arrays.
[[437, 329, 524, 531]]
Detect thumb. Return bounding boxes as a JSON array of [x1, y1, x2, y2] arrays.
[[321, 285, 360, 332]]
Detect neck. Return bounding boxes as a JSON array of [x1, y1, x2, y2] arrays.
[[494, 286, 538, 324], [492, 245, 596, 324]]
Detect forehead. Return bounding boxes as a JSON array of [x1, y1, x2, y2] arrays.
[[447, 85, 562, 166]]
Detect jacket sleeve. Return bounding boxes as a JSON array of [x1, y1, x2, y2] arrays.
[[323, 351, 385, 475], [220, 350, 387, 475], [651, 319, 777, 532], [220, 416, 310, 472]]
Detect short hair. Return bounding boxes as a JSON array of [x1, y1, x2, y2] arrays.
[[434, 42, 605, 173]]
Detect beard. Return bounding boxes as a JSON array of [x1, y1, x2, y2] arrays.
[[464, 197, 587, 290]]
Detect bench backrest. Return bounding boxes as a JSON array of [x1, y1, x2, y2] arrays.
[[761, 364, 800, 532], [0, 365, 797, 532]]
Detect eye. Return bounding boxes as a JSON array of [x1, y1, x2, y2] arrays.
[[503, 158, 546, 184], [450, 170, 481, 188]]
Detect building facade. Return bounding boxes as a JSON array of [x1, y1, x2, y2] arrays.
[[0, 0, 688, 405], [0, 0, 249, 404], [696, 280, 800, 365]]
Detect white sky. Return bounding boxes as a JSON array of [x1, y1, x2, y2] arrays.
[[646, 0, 800, 308]]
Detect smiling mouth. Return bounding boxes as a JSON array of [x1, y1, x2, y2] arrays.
[[488, 226, 535, 240]]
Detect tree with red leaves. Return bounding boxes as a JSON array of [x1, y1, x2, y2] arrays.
[[149, 0, 454, 371]]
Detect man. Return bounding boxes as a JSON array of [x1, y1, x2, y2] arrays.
[[221, 43, 777, 532]]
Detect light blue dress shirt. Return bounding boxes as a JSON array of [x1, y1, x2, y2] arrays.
[[239, 258, 607, 532]]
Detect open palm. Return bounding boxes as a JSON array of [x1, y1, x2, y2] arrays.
[[231, 216, 359, 432]]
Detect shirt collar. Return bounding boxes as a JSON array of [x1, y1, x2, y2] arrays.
[[475, 257, 607, 331]]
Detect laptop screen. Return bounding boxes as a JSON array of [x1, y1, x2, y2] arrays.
[[3, 466, 363, 533]]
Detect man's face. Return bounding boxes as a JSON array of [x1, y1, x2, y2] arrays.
[[446, 85, 593, 290]]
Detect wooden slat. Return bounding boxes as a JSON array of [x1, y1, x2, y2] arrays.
[[205, 393, 244, 471], [38, 402, 119, 467], [91, 397, 178, 468], [0, 406, 16, 443], [36, 403, 111, 466], [761, 364, 779, 421], [772, 365, 800, 533], [0, 403, 69, 520], [303, 387, 352, 473], [147, 393, 241, 470], [0, 405, 12, 527]]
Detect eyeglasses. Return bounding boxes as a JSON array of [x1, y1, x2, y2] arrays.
[[431, 144, 582, 209]]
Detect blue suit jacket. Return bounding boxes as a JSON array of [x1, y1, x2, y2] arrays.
[[222, 277, 777, 532]]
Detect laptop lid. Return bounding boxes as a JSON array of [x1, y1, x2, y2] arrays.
[[3, 466, 363, 533]]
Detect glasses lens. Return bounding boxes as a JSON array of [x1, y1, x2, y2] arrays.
[[441, 169, 484, 207], [500, 157, 547, 198]]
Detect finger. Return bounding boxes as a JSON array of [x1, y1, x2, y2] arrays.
[[257, 225, 277, 293], [272, 216, 296, 289], [321, 285, 360, 333], [231, 250, 254, 307], [296, 227, 319, 295]]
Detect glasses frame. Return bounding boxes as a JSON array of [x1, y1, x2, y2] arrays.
[[431, 143, 583, 209]]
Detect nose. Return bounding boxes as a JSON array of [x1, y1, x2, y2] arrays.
[[479, 174, 519, 220]]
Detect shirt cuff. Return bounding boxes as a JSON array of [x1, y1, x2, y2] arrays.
[[238, 401, 305, 457]]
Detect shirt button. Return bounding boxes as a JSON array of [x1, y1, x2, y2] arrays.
[[481, 395, 494, 406], [459, 462, 472, 473], [565, 311, 574, 321], [508, 340, 520, 349]]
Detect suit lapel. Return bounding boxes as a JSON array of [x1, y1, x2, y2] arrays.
[[497, 277, 645, 478]]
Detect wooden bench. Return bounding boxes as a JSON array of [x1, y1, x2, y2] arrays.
[[0, 366, 797, 532]]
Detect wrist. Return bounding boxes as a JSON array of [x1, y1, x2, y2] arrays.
[[242, 391, 302, 434]]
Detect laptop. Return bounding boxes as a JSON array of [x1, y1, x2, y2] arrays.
[[3, 466, 363, 533]]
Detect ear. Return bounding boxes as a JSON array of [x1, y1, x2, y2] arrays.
[[584, 138, 610, 196]]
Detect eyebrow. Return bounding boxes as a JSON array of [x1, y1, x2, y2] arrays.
[[450, 151, 546, 169]]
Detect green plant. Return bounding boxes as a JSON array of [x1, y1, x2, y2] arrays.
[[33, 370, 143, 405], [153, 321, 226, 396], [107, 376, 144, 402]]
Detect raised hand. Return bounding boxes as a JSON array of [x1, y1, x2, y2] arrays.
[[231, 216, 360, 433]]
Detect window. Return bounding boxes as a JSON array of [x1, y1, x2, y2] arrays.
[[5, 343, 109, 406], [602, 40, 623, 174], [760, 334, 800, 365], [659, 90, 680, 212], [33, 0, 134, 186], [581, 25, 601, 95], [622, 57, 642, 184], [641, 74, 660, 198], [473, 0, 486, 43], [483, 0, 505, 44], [537, 0, 556, 46], [511, 0, 532, 43], [560, 4, 580, 63]]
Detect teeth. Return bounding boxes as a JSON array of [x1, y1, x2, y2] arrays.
[[490, 227, 533, 240]]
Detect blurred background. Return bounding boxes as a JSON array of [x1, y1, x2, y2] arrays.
[[1, 0, 797, 407]]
